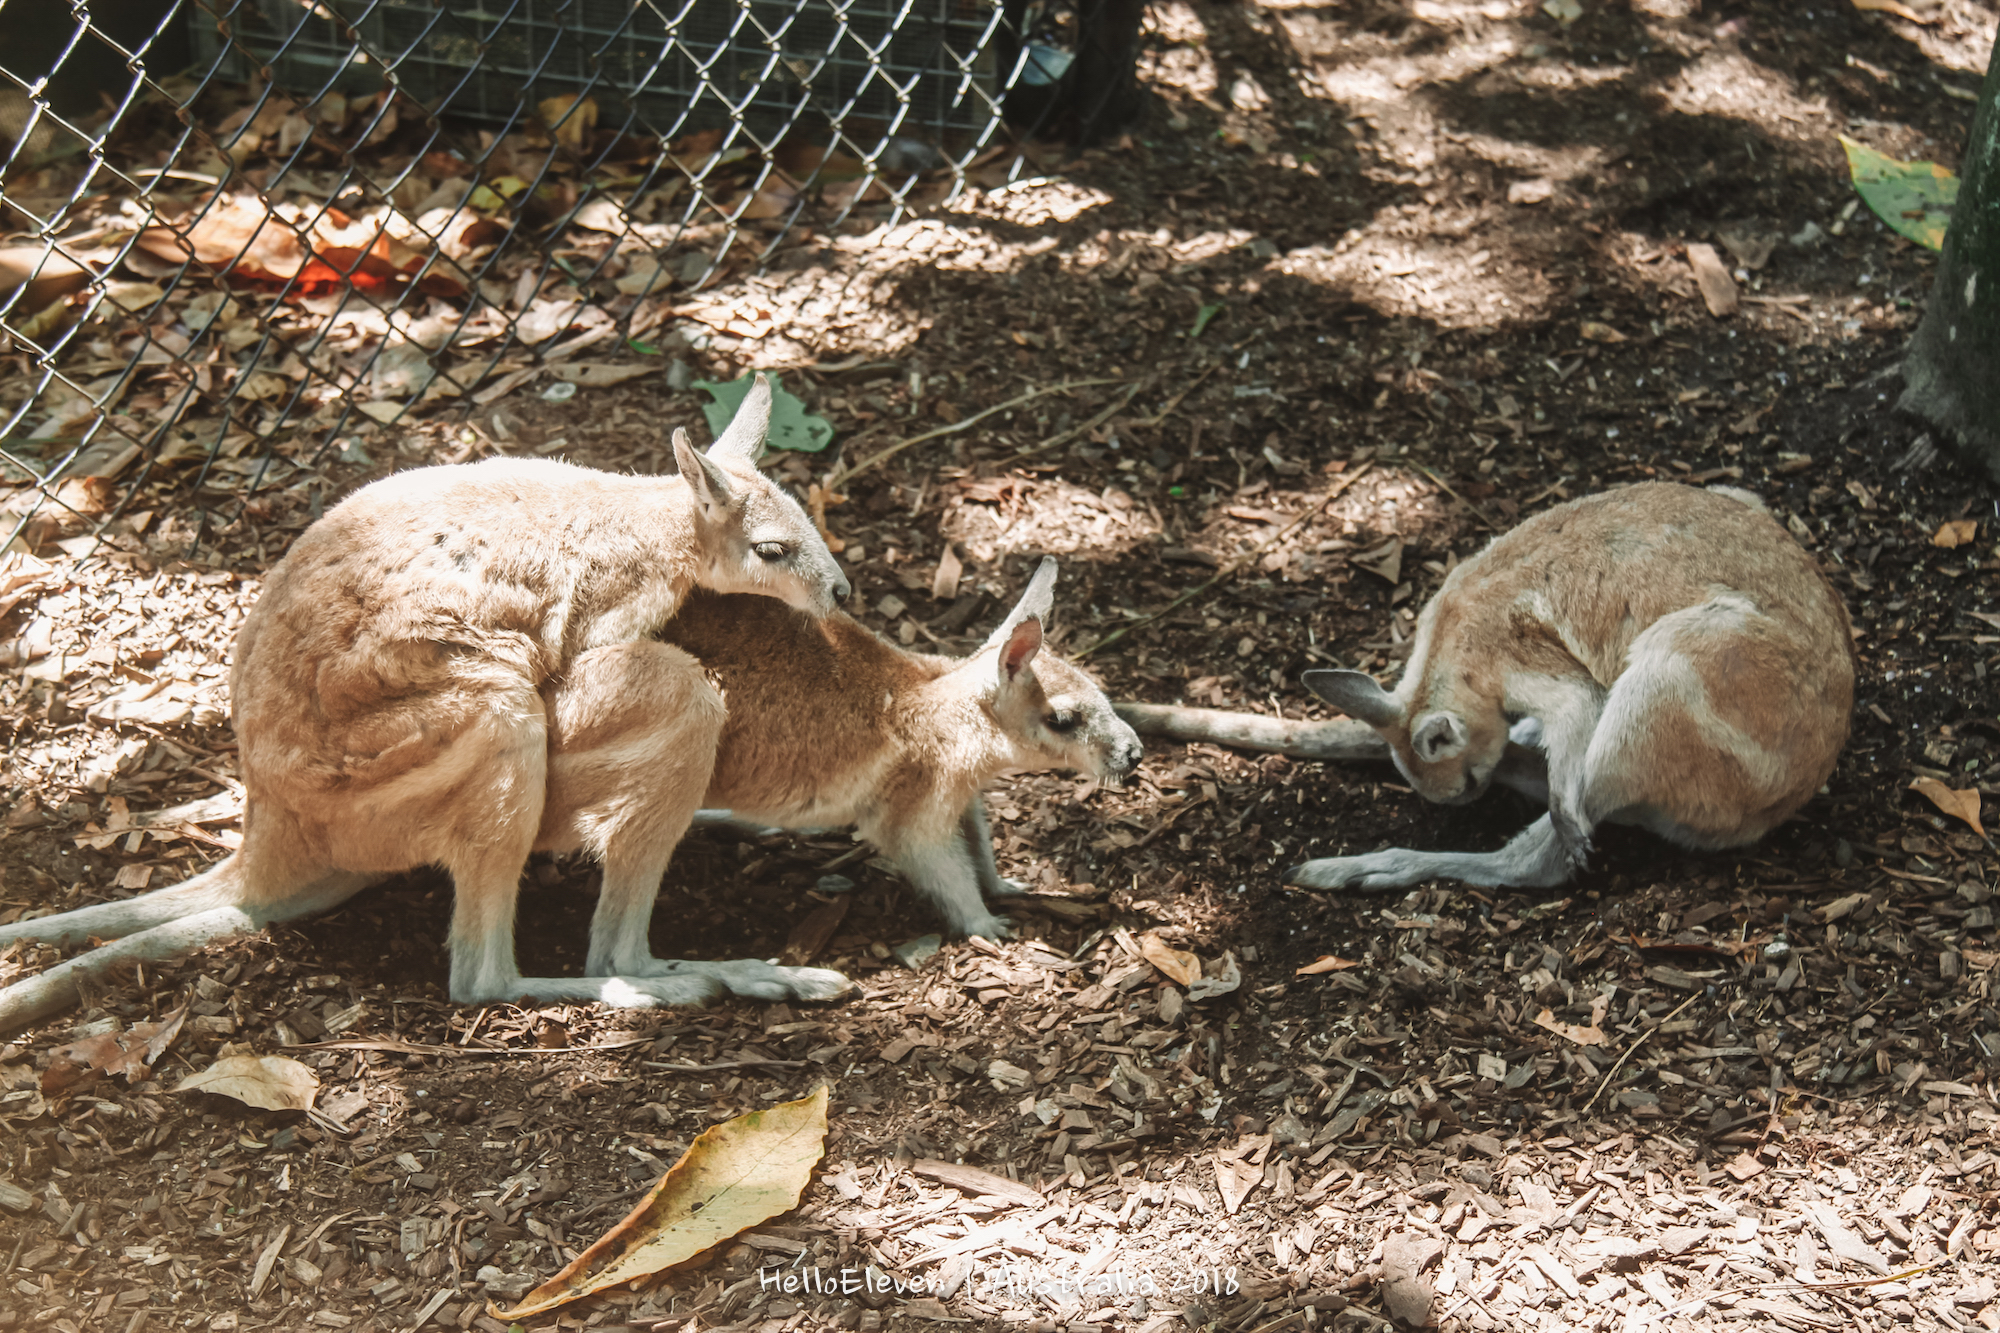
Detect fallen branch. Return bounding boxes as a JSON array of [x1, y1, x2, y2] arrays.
[[1076, 463, 1373, 660], [833, 377, 1125, 485]]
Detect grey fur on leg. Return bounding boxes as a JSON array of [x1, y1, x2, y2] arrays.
[[894, 836, 1013, 941], [1287, 812, 1578, 891]]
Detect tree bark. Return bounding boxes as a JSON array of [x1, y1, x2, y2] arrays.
[[1900, 26, 2000, 477]]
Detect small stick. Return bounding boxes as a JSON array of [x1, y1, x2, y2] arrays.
[[1409, 461, 1501, 531], [833, 377, 1125, 485], [1580, 992, 1698, 1114], [1076, 463, 1372, 660], [1013, 379, 1146, 460], [290, 1036, 659, 1058], [642, 1057, 808, 1073]]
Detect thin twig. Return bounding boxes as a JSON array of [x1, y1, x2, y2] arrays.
[[1075, 463, 1373, 661], [832, 377, 1125, 485], [1580, 992, 1698, 1114], [1410, 461, 1501, 531], [1013, 379, 1146, 460], [642, 1057, 808, 1073], [1015, 363, 1215, 461], [291, 1036, 657, 1058]]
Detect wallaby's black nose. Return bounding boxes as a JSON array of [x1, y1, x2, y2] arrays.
[[833, 579, 852, 606]]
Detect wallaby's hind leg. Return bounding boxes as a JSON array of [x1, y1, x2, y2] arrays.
[[535, 642, 852, 1004]]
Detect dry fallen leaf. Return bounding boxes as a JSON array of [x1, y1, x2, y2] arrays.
[[1932, 519, 1978, 549], [492, 1084, 829, 1320], [1851, 0, 1936, 21], [1135, 932, 1201, 987], [1909, 776, 1984, 837], [1381, 1232, 1443, 1327], [42, 1002, 188, 1096], [1532, 1007, 1606, 1047], [932, 543, 963, 601], [545, 362, 664, 388], [1296, 955, 1361, 975], [1208, 1152, 1256, 1216], [538, 92, 599, 153], [1578, 320, 1626, 343], [1351, 536, 1403, 586], [175, 1054, 319, 1112], [1685, 242, 1739, 317], [1187, 951, 1242, 1002]]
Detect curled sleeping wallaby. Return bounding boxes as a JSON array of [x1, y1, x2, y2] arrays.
[[0, 375, 854, 1032], [650, 557, 1144, 945], [1119, 483, 1854, 890]]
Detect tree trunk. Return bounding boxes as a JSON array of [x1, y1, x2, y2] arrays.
[[1899, 27, 2000, 477]]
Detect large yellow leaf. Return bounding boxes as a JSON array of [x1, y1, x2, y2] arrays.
[[490, 1085, 829, 1321]]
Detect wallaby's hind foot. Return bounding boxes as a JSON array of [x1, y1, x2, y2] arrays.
[[1288, 813, 1580, 892], [454, 961, 855, 1008]]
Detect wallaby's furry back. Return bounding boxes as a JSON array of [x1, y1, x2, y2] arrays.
[[1291, 482, 1854, 890], [653, 558, 1143, 942], [0, 377, 857, 1032]]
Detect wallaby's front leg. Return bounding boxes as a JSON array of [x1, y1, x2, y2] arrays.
[[536, 642, 851, 1004], [1290, 679, 1605, 892], [960, 800, 1027, 900], [881, 813, 1013, 941], [1287, 812, 1577, 891]]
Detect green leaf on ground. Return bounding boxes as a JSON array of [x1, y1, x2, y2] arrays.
[[693, 372, 834, 453], [1840, 136, 1957, 251], [1189, 302, 1225, 339]]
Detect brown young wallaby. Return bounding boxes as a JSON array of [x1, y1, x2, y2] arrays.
[[0, 376, 855, 1032], [1283, 483, 1855, 889], [652, 557, 1144, 944]]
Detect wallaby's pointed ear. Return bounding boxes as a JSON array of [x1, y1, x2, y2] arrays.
[[1301, 669, 1402, 728], [673, 426, 735, 510], [983, 557, 1058, 649], [710, 373, 772, 461], [1412, 711, 1470, 763], [1000, 614, 1043, 683]]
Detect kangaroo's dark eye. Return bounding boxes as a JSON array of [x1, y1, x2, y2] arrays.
[[1047, 710, 1079, 733], [753, 541, 788, 561]]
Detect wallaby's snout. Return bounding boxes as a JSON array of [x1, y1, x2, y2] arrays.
[[672, 373, 848, 618]]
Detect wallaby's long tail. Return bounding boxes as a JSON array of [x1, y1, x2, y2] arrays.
[[0, 855, 249, 949], [1114, 703, 1388, 761], [0, 853, 376, 1034]]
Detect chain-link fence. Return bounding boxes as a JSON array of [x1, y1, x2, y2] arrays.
[[0, 0, 1144, 554]]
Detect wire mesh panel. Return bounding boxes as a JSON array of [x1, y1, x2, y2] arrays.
[[0, 0, 1143, 556]]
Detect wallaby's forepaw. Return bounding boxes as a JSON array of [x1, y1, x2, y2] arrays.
[[958, 914, 1016, 942], [1286, 853, 1426, 892]]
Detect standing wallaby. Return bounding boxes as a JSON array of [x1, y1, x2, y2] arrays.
[[652, 557, 1144, 944], [1280, 483, 1854, 890], [0, 376, 855, 1032]]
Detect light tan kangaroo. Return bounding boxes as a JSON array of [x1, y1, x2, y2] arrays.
[[0, 376, 856, 1032], [658, 557, 1143, 943], [1280, 482, 1855, 890]]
